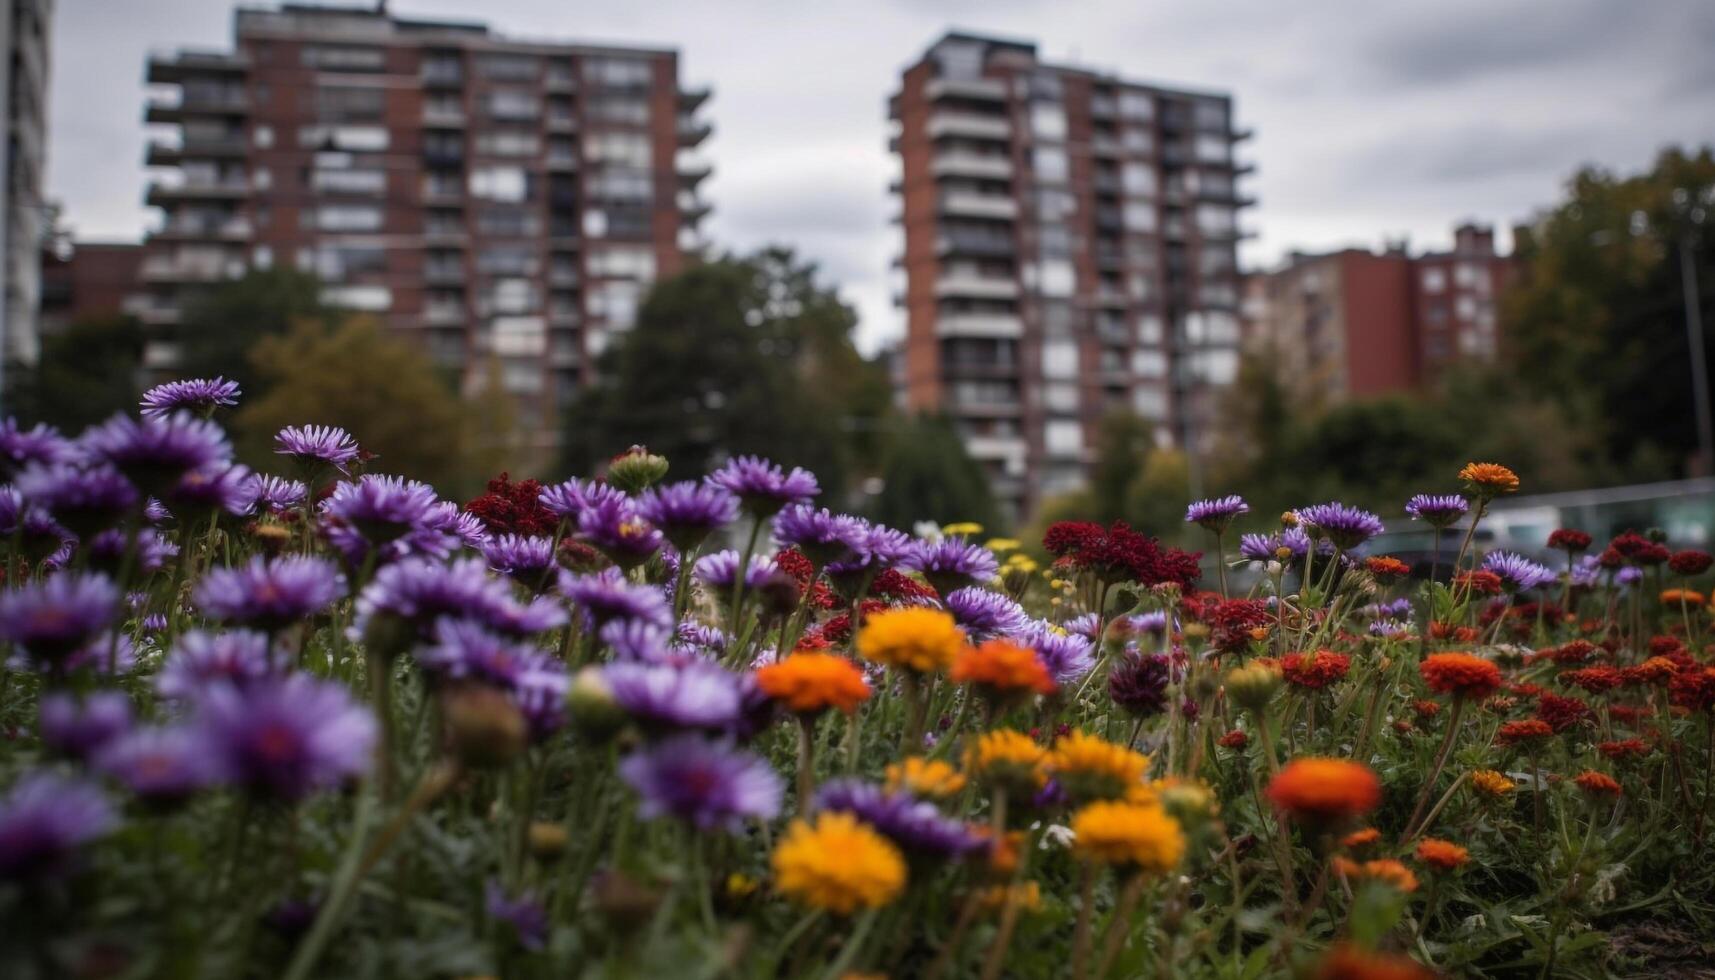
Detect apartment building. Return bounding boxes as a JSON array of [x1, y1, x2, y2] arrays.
[[0, 0, 52, 399], [889, 32, 1252, 521], [139, 3, 712, 454]]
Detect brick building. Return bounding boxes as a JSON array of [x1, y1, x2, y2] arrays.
[[39, 241, 144, 334]]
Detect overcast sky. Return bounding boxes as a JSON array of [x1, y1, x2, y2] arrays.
[[47, 0, 1715, 352]]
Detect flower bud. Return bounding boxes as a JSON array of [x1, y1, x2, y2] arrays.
[[591, 869, 660, 933], [605, 446, 669, 494], [1225, 662, 1283, 713], [442, 684, 527, 769], [568, 666, 625, 739], [528, 821, 569, 859]]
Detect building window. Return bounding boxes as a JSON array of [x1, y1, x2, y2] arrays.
[[1118, 90, 1154, 120], [313, 205, 382, 232], [1030, 103, 1067, 140], [478, 53, 538, 80], [1032, 147, 1068, 184], [1042, 338, 1078, 379], [1121, 163, 1156, 197], [477, 245, 539, 276], [588, 245, 657, 280], [486, 89, 540, 121], [470, 166, 529, 203], [322, 285, 392, 310], [584, 56, 652, 88], [1420, 267, 1446, 293], [301, 45, 385, 72], [1123, 202, 1157, 233], [591, 280, 642, 328], [1132, 350, 1167, 378], [1039, 261, 1074, 298], [315, 85, 385, 122], [586, 132, 652, 168], [1044, 420, 1083, 455], [311, 168, 385, 194], [476, 131, 541, 157], [589, 95, 650, 125], [253, 125, 273, 149], [297, 125, 388, 152], [1193, 99, 1228, 130]]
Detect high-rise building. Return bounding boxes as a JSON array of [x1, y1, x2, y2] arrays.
[[889, 32, 1252, 521], [140, 3, 712, 457], [0, 0, 53, 398], [1241, 222, 1515, 402], [40, 241, 145, 335]]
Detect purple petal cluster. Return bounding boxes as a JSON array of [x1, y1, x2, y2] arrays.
[[1185, 495, 1250, 532], [274, 425, 360, 475], [0, 772, 115, 881], [1108, 653, 1171, 717], [140, 377, 241, 419], [0, 571, 120, 666], [618, 734, 782, 830], [772, 505, 865, 567], [943, 586, 1030, 641], [80, 413, 230, 494], [479, 534, 557, 585], [706, 456, 818, 515], [155, 630, 275, 701], [537, 477, 606, 520], [1298, 502, 1385, 550], [604, 659, 744, 733], [355, 557, 562, 643], [637, 481, 738, 550], [1404, 493, 1470, 528], [194, 555, 346, 629], [1482, 550, 1558, 592], [323, 475, 440, 544], [0, 418, 73, 478], [694, 549, 781, 593], [167, 463, 256, 517], [193, 674, 376, 802], [94, 727, 218, 805], [486, 880, 549, 951], [559, 567, 671, 630], [576, 492, 662, 567], [14, 462, 138, 536], [39, 691, 133, 760], [814, 779, 983, 860], [248, 475, 308, 514], [899, 537, 999, 591], [1020, 622, 1096, 684]]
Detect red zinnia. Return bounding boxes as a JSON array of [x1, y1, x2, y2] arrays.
[[1546, 639, 1597, 664], [1668, 549, 1713, 577], [1573, 770, 1621, 797], [1364, 556, 1411, 581], [1283, 650, 1352, 690], [1561, 666, 1624, 695], [464, 472, 555, 536], [1452, 570, 1503, 596], [1669, 666, 1715, 713], [1419, 652, 1503, 700], [1495, 719, 1554, 745], [1621, 657, 1679, 686], [870, 569, 938, 605], [1536, 693, 1593, 732], [1597, 738, 1651, 761], [1207, 598, 1274, 653], [1216, 729, 1249, 749], [1547, 528, 1592, 553], [1043, 520, 1201, 588]]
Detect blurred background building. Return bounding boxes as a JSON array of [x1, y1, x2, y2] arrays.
[[135, 2, 713, 457], [39, 240, 142, 334], [889, 31, 1253, 522], [0, 0, 52, 398]]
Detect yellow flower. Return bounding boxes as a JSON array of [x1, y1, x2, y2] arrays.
[[725, 872, 760, 899], [1070, 801, 1185, 873], [942, 521, 984, 537], [976, 880, 1042, 914], [985, 537, 1022, 553], [1459, 461, 1520, 496], [885, 756, 967, 799], [1156, 777, 1219, 827], [965, 729, 1048, 791], [1469, 769, 1516, 798], [772, 812, 906, 914], [1003, 553, 1038, 574], [1049, 731, 1148, 802], [856, 607, 966, 674]]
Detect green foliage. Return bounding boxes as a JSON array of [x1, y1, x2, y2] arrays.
[[175, 267, 341, 401], [559, 248, 890, 502], [867, 412, 1000, 532], [6, 314, 144, 429]]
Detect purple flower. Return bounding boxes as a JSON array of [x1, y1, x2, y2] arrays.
[[814, 779, 982, 860], [194, 674, 376, 802], [1616, 566, 1644, 587], [1404, 494, 1469, 529], [167, 463, 256, 517], [604, 660, 744, 733], [1361, 597, 1414, 621], [248, 475, 308, 514], [1020, 622, 1095, 684], [1108, 653, 1170, 717], [39, 691, 133, 760], [899, 537, 998, 593], [576, 493, 662, 567], [156, 630, 275, 701], [600, 618, 675, 662], [0, 572, 120, 667], [479, 534, 557, 586], [58, 633, 138, 676], [693, 549, 781, 594], [353, 557, 523, 645], [772, 505, 865, 567], [618, 734, 782, 830], [80, 412, 230, 495], [140, 377, 242, 419], [14, 462, 139, 537], [415, 618, 537, 688], [0, 772, 115, 881], [85, 528, 179, 576], [559, 567, 672, 630], [194, 555, 346, 630], [943, 586, 1030, 641], [1185, 495, 1250, 532], [537, 477, 616, 520], [0, 418, 73, 478], [1482, 551, 1557, 592], [1298, 502, 1385, 550], [0, 487, 72, 560], [486, 880, 549, 951], [274, 425, 360, 475], [1570, 555, 1604, 588], [443, 508, 491, 548], [706, 456, 818, 516], [826, 523, 913, 594], [512, 658, 570, 740], [94, 727, 218, 806], [1063, 612, 1101, 639], [675, 620, 729, 657], [323, 475, 440, 544], [637, 481, 738, 551]]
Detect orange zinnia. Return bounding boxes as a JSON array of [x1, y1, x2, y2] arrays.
[[1414, 837, 1469, 871], [1495, 718, 1554, 745], [1313, 944, 1435, 980], [1459, 461, 1520, 496], [1333, 856, 1419, 893], [755, 652, 872, 715], [1419, 652, 1502, 700], [1340, 827, 1381, 850], [1265, 758, 1381, 824], [1364, 556, 1411, 581], [1573, 770, 1621, 797], [951, 639, 1056, 697]]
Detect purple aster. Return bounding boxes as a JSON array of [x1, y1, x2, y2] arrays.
[[39, 691, 133, 761], [943, 586, 1030, 640], [1482, 551, 1557, 592], [156, 630, 275, 701], [322, 475, 440, 544], [485, 880, 549, 952], [600, 618, 675, 662], [1616, 566, 1644, 587], [1019, 622, 1095, 684], [604, 659, 744, 734], [0, 772, 115, 881], [1404, 493, 1470, 529], [559, 567, 672, 630], [0, 418, 74, 479], [675, 620, 730, 657], [1361, 597, 1414, 621], [59, 633, 138, 676], [1185, 495, 1250, 533], [483, 594, 568, 637], [274, 425, 361, 476], [772, 505, 865, 567], [0, 487, 72, 561], [512, 657, 570, 740], [322, 520, 458, 570], [415, 618, 537, 688], [352, 557, 525, 646], [576, 493, 662, 568], [0, 571, 120, 668], [1368, 619, 1413, 639], [636, 481, 738, 551], [1298, 502, 1385, 551], [1108, 653, 1170, 717], [194, 555, 346, 630], [537, 477, 617, 520], [617, 734, 782, 830], [94, 726, 218, 806], [1570, 555, 1604, 588], [693, 549, 781, 594], [444, 509, 491, 548], [899, 537, 999, 594], [14, 461, 139, 537], [826, 523, 914, 595], [479, 534, 557, 586], [247, 474, 308, 514], [1238, 533, 1279, 563], [139, 377, 242, 419], [814, 779, 983, 860], [1063, 612, 1101, 639], [193, 673, 376, 802], [706, 456, 819, 516], [80, 412, 230, 496], [84, 529, 179, 576], [166, 463, 256, 517]]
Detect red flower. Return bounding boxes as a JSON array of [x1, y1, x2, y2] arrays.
[[1207, 598, 1274, 653], [1043, 520, 1201, 588], [1597, 738, 1651, 761], [1452, 570, 1503, 596], [463, 472, 556, 536], [1547, 528, 1592, 552], [1216, 729, 1249, 749], [1536, 693, 1592, 732], [1669, 549, 1713, 576], [1507, 681, 1546, 700], [1607, 704, 1645, 726], [1496, 719, 1554, 745], [1364, 556, 1411, 581], [1649, 635, 1687, 657], [1573, 770, 1621, 797], [1621, 657, 1679, 686], [1669, 666, 1715, 714], [1265, 758, 1381, 824], [1428, 622, 1481, 643], [1561, 666, 1624, 695], [1282, 650, 1352, 690], [1419, 652, 1503, 700], [870, 569, 938, 605], [1597, 546, 1624, 569], [774, 548, 836, 610], [1547, 639, 1597, 665], [1411, 699, 1441, 718]]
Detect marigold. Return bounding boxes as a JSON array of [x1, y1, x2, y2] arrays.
[[1414, 837, 1469, 871], [965, 729, 1048, 791], [1314, 944, 1435, 980], [1459, 461, 1520, 496], [884, 756, 966, 799], [754, 652, 872, 715], [1069, 800, 1185, 873], [1341, 827, 1381, 850], [1495, 719, 1554, 745], [1419, 652, 1503, 700], [1660, 588, 1706, 606], [771, 811, 906, 914], [1469, 769, 1516, 797], [1049, 730, 1148, 802], [951, 639, 1056, 697], [976, 880, 1041, 914], [1265, 758, 1381, 824], [855, 607, 966, 674], [1282, 650, 1352, 690], [1573, 770, 1621, 798], [1333, 856, 1419, 893]]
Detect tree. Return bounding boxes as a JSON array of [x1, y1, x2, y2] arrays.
[[233, 318, 517, 498], [8, 314, 145, 430], [867, 413, 999, 532], [1086, 410, 1155, 523], [559, 248, 889, 499], [175, 268, 341, 400]]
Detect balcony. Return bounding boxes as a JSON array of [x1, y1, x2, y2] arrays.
[[930, 151, 1012, 180], [149, 216, 252, 241], [924, 77, 1008, 102], [422, 63, 464, 87], [421, 105, 466, 128], [935, 275, 1018, 301], [935, 235, 1015, 259], [145, 50, 247, 84], [141, 254, 246, 283], [424, 264, 465, 285], [963, 435, 1027, 463], [424, 303, 465, 326], [925, 112, 1011, 142], [144, 90, 248, 123], [144, 135, 246, 165], [123, 295, 182, 326], [680, 196, 713, 222], [677, 117, 713, 147], [938, 192, 1017, 221], [936, 313, 1023, 338], [145, 179, 250, 205], [679, 85, 713, 112]]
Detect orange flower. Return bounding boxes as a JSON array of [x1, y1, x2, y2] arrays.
[[1282, 650, 1352, 690], [1469, 769, 1515, 798], [1459, 461, 1520, 496], [1414, 837, 1469, 871], [1265, 758, 1381, 824], [1660, 588, 1706, 606], [1419, 652, 1502, 700], [1621, 656, 1679, 686], [755, 652, 872, 715], [1333, 856, 1419, 892], [1341, 827, 1381, 850], [1364, 555, 1411, 581], [1313, 944, 1435, 980], [1573, 770, 1621, 797], [1495, 719, 1554, 745], [951, 639, 1056, 697]]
